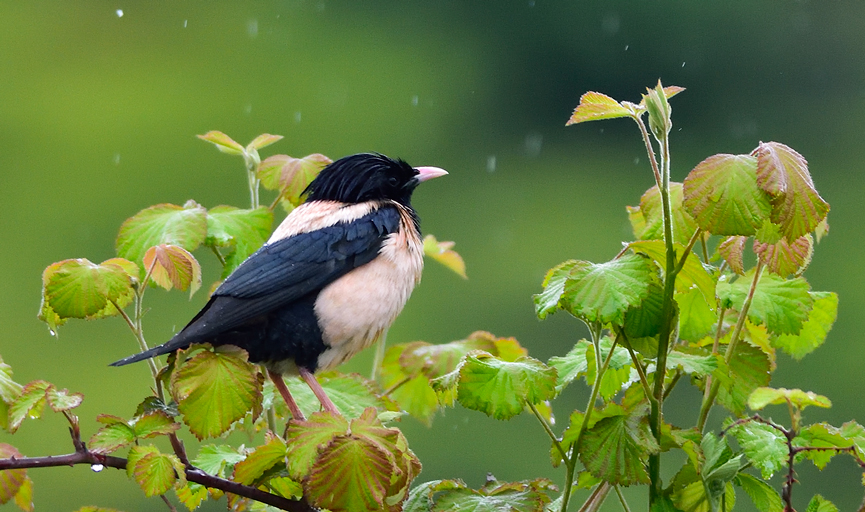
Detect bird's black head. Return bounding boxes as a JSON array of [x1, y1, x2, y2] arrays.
[[304, 153, 446, 206]]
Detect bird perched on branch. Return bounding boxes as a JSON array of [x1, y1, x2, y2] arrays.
[[111, 153, 447, 419]]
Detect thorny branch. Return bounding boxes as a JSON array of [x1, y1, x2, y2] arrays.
[[0, 426, 316, 512]]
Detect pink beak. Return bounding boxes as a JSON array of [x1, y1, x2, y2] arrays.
[[414, 166, 448, 182]]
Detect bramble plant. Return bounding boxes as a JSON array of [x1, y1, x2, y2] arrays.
[[0, 81, 861, 512]]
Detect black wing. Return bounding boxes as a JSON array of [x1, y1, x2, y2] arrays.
[[110, 205, 402, 366]]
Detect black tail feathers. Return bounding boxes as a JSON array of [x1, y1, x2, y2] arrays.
[[109, 339, 187, 367]]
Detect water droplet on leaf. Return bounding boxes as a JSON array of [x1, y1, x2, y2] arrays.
[[91, 464, 104, 472]]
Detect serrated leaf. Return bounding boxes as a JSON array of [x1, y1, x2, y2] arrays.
[[431, 480, 554, 512], [755, 142, 829, 241], [143, 244, 202, 297], [805, 495, 838, 512], [7, 381, 50, 433], [423, 235, 467, 279], [718, 236, 747, 275], [285, 411, 349, 480], [666, 349, 718, 378], [748, 387, 831, 411], [716, 341, 772, 415], [579, 405, 658, 485], [259, 153, 332, 207], [133, 411, 181, 439], [636, 182, 699, 246], [547, 340, 590, 393], [12, 475, 33, 512], [676, 287, 717, 341], [205, 206, 273, 277], [536, 254, 657, 325], [794, 423, 852, 470], [774, 291, 837, 360], [0, 356, 22, 404], [716, 270, 812, 335], [175, 482, 208, 511], [674, 481, 735, 512], [628, 240, 715, 307], [754, 234, 813, 277], [0, 444, 26, 505], [379, 344, 439, 425], [193, 444, 245, 477], [233, 432, 287, 485], [197, 131, 244, 155], [726, 420, 787, 479], [683, 154, 772, 236], [734, 473, 783, 512], [246, 133, 283, 151], [285, 372, 392, 419], [624, 279, 664, 339], [44, 385, 83, 412], [89, 421, 136, 454], [170, 346, 263, 439], [455, 352, 557, 420], [305, 434, 393, 512], [397, 333, 500, 379], [566, 91, 631, 125], [116, 202, 208, 269], [38, 258, 137, 331], [128, 445, 185, 497]]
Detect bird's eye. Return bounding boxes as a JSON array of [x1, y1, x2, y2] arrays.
[[388, 176, 399, 186]]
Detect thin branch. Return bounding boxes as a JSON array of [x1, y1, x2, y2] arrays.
[[382, 375, 413, 397], [672, 228, 703, 277], [210, 246, 227, 267], [527, 401, 567, 463], [160, 495, 178, 512], [614, 485, 632, 512]]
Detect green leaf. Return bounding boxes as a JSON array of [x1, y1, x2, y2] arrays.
[[285, 372, 393, 419], [716, 341, 772, 415], [259, 153, 332, 207], [754, 142, 830, 241], [38, 258, 137, 331], [175, 482, 208, 511], [805, 495, 838, 512], [623, 279, 664, 339], [643, 80, 675, 138], [379, 344, 439, 425], [734, 473, 783, 512], [116, 201, 208, 269], [674, 481, 735, 512], [305, 434, 393, 512], [717, 270, 813, 335], [0, 444, 26, 505], [566, 91, 631, 125], [7, 381, 50, 433], [246, 133, 283, 151], [193, 444, 245, 477], [726, 420, 787, 479], [579, 405, 658, 485], [718, 236, 747, 275], [536, 254, 657, 325], [205, 206, 273, 277], [585, 338, 632, 402], [285, 411, 349, 480], [683, 154, 772, 236], [430, 479, 554, 512], [404, 480, 466, 512], [0, 356, 22, 404], [754, 234, 813, 277], [89, 421, 136, 454], [396, 333, 502, 379], [423, 234, 467, 279], [44, 385, 83, 412], [676, 287, 718, 342], [748, 387, 831, 411], [635, 182, 699, 246], [143, 244, 202, 297], [666, 348, 718, 378], [133, 411, 181, 439], [455, 352, 557, 420], [128, 445, 185, 497], [170, 346, 263, 439], [197, 131, 244, 155], [233, 432, 287, 485], [773, 291, 837, 360], [547, 340, 590, 393], [628, 240, 716, 307], [794, 423, 852, 470], [12, 475, 33, 512]]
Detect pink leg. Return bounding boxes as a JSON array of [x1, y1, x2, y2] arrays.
[[267, 369, 305, 421], [299, 367, 340, 415]]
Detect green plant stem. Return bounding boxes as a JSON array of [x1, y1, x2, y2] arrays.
[[697, 261, 765, 431], [646, 120, 677, 504], [699, 307, 727, 423], [673, 228, 703, 276], [211, 246, 227, 267], [633, 115, 663, 191], [246, 158, 261, 210], [614, 486, 632, 512], [528, 401, 567, 462], [561, 324, 616, 512], [370, 330, 388, 380], [617, 328, 656, 411]]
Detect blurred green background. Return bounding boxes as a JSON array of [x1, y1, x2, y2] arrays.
[[2, 1, 864, 510]]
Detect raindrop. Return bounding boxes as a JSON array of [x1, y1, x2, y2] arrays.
[[682, 62, 686, 68], [247, 19, 259, 38], [528, 0, 535, 6], [115, 9, 124, 17], [601, 13, 620, 36], [113, 153, 121, 165], [243, 104, 252, 115], [293, 111, 302, 123], [486, 155, 497, 173], [633, 157, 640, 165], [91, 464, 104, 472], [624, 44, 629, 51], [411, 95, 419, 107], [183, 19, 188, 28], [524, 132, 543, 157], [48, 329, 56, 337]]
